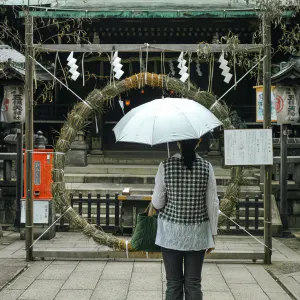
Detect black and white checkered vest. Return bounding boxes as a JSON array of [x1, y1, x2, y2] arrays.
[[159, 156, 210, 225]]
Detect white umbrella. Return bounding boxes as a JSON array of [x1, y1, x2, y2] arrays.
[[113, 98, 222, 152]]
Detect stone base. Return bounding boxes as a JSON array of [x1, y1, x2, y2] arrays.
[[271, 196, 283, 236], [66, 150, 87, 166], [90, 150, 103, 155]]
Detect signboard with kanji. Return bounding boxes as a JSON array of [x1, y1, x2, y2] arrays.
[[1, 85, 25, 123], [21, 200, 49, 224], [224, 129, 273, 166], [254, 86, 277, 123]]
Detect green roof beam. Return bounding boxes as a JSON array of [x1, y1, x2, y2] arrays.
[[19, 9, 295, 19]]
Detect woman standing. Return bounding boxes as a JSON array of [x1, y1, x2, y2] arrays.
[[152, 139, 219, 300]]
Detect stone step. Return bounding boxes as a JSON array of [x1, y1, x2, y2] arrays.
[[87, 154, 224, 166], [64, 173, 259, 186], [65, 164, 232, 176], [69, 203, 265, 218], [65, 183, 262, 198]]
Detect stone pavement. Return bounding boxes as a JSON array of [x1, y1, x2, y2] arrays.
[[0, 260, 294, 300], [1, 232, 300, 299]]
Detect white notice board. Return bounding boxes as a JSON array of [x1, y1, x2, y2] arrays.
[[224, 129, 273, 166], [21, 200, 49, 224]]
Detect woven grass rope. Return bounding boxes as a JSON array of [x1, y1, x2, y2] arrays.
[[52, 72, 243, 251]]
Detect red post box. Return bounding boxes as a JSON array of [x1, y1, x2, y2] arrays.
[[23, 149, 53, 200], [20, 131, 56, 240]]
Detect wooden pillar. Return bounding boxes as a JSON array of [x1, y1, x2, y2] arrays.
[[14, 123, 23, 228], [24, 12, 34, 262], [263, 17, 272, 265], [280, 124, 288, 230]]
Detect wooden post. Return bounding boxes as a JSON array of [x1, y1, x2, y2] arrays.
[[14, 123, 23, 228], [280, 124, 288, 230], [263, 17, 272, 265], [24, 12, 34, 262]]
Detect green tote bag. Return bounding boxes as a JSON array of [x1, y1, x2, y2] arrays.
[[130, 203, 161, 252]]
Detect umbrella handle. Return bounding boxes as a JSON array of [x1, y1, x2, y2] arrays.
[[167, 142, 170, 158]]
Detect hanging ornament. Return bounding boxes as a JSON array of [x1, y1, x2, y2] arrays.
[[100, 61, 104, 79], [169, 60, 175, 76], [112, 51, 124, 80], [218, 52, 232, 84], [153, 61, 158, 74], [177, 52, 189, 83], [129, 62, 133, 76], [196, 59, 202, 77], [67, 51, 80, 81], [118, 98, 125, 115]]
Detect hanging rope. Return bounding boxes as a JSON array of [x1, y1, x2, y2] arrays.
[[208, 55, 215, 93], [145, 43, 149, 83], [82, 52, 86, 87]]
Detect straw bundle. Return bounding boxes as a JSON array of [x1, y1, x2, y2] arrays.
[[52, 72, 243, 251]]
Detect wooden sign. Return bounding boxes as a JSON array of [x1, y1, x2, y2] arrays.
[[254, 85, 277, 123], [224, 129, 273, 166]]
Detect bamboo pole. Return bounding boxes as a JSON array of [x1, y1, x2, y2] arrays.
[[262, 17, 272, 265], [25, 11, 34, 262], [280, 124, 288, 230]]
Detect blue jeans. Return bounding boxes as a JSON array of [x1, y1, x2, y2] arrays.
[[162, 247, 205, 300]]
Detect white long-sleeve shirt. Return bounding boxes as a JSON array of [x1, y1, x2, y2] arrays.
[[152, 153, 219, 251]]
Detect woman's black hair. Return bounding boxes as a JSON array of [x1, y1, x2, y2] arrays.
[[179, 139, 199, 170]]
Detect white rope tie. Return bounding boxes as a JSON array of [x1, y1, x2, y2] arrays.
[[29, 207, 73, 249], [145, 43, 149, 83], [24, 150, 65, 155], [29, 56, 92, 110], [95, 114, 99, 134], [219, 211, 273, 251], [210, 55, 267, 110], [82, 52, 86, 87], [125, 240, 129, 259]]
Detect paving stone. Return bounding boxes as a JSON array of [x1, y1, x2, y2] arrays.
[[75, 261, 107, 273], [292, 275, 300, 283], [22, 262, 52, 279], [203, 291, 235, 299], [266, 292, 292, 300], [129, 273, 162, 291], [0, 289, 25, 300], [101, 262, 133, 280], [202, 263, 221, 275], [127, 290, 162, 300], [133, 262, 161, 273], [62, 270, 102, 290], [38, 263, 76, 280], [202, 274, 230, 292], [91, 279, 129, 300], [55, 289, 93, 300], [219, 266, 256, 284], [245, 265, 285, 293], [7, 276, 35, 290], [278, 275, 300, 299], [51, 261, 79, 266], [229, 283, 269, 300], [18, 279, 64, 300]]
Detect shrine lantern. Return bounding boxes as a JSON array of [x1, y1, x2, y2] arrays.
[[273, 85, 300, 124]]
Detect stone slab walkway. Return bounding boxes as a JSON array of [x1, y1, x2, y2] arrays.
[[1, 232, 298, 262], [1, 232, 300, 299], [0, 260, 293, 300]]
